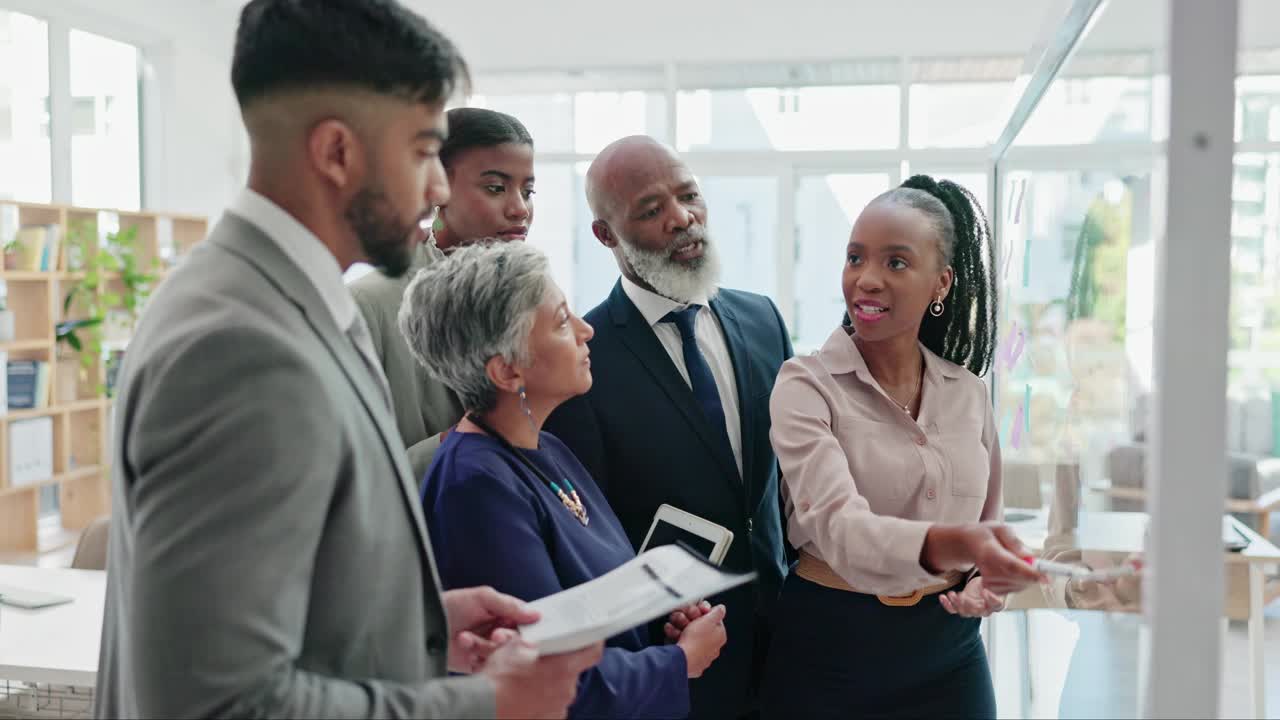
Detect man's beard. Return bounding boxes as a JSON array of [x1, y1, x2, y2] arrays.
[[617, 225, 721, 304], [345, 184, 422, 278]]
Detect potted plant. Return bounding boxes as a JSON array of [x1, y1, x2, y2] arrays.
[[55, 224, 160, 398], [1, 235, 20, 271], [55, 316, 102, 402], [64, 219, 94, 272]]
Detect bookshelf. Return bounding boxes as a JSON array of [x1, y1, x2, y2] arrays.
[[0, 201, 207, 554]]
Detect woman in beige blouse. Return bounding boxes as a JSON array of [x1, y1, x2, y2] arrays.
[[760, 175, 1044, 719]]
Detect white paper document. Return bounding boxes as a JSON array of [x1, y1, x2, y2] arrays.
[[519, 543, 756, 655]]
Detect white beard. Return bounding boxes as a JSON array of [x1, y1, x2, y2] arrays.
[[618, 228, 722, 304]]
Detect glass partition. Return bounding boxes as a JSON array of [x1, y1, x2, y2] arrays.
[[990, 3, 1166, 718], [992, 1, 1276, 717]]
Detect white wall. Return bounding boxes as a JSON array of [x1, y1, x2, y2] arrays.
[[143, 39, 245, 223]]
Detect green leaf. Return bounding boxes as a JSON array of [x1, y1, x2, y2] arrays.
[[67, 333, 82, 351]]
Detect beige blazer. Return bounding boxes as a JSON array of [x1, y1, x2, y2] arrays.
[[350, 242, 465, 483]]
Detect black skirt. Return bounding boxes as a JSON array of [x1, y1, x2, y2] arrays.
[[760, 572, 996, 719]]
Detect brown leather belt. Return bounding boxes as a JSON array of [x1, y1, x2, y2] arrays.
[[796, 551, 962, 607]]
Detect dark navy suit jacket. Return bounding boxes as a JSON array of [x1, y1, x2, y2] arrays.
[[545, 280, 794, 718]]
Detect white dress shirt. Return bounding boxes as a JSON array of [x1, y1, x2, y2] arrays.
[[228, 189, 391, 405], [621, 275, 743, 476]]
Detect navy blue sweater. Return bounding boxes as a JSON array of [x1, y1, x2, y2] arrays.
[[422, 430, 689, 719]]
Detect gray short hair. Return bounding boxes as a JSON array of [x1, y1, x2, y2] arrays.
[[397, 241, 551, 413]]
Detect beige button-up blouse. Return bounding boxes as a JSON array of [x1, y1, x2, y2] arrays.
[[769, 326, 1003, 596]]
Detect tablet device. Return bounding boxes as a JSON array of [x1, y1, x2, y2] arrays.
[[639, 504, 734, 566]]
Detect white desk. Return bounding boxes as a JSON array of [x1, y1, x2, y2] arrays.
[[1005, 510, 1280, 719], [0, 564, 105, 687]]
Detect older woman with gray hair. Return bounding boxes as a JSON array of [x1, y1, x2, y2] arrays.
[[399, 241, 728, 719]]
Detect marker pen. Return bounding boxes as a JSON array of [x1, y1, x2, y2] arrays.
[[1022, 556, 1137, 581]]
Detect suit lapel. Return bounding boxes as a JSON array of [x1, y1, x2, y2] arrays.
[[211, 220, 435, 562], [606, 282, 743, 495], [709, 295, 758, 503]]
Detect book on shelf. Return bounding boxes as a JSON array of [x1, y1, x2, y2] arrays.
[[8, 224, 62, 272], [7, 360, 50, 409], [0, 350, 7, 414], [8, 415, 54, 487]]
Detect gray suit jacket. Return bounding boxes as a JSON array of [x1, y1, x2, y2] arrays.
[[94, 215, 494, 719], [350, 243, 464, 484]]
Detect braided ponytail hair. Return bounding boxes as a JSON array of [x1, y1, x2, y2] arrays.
[[869, 175, 998, 377]]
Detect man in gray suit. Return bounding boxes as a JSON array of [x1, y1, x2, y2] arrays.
[[94, 2, 601, 718]]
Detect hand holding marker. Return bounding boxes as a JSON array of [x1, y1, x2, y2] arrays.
[[1021, 555, 1138, 582]]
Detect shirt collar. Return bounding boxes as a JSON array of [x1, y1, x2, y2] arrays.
[[620, 274, 710, 328], [816, 326, 965, 383], [228, 188, 357, 332], [423, 227, 446, 262]]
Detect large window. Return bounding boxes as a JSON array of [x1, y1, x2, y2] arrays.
[[69, 29, 141, 210], [676, 85, 899, 152], [0, 10, 51, 202], [1229, 151, 1280, 398], [0, 11, 143, 209], [469, 61, 1010, 348], [909, 82, 1012, 148], [697, 175, 779, 298], [1236, 75, 1280, 143], [470, 91, 667, 155], [1013, 75, 1154, 146], [793, 172, 892, 350]]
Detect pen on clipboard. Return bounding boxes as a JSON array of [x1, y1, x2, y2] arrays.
[[1021, 555, 1137, 581], [642, 562, 684, 600]]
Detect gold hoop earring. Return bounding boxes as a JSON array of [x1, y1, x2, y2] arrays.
[[929, 299, 945, 317]]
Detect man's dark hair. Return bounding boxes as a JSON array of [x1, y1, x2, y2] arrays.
[[231, 0, 470, 110], [440, 108, 534, 169]]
